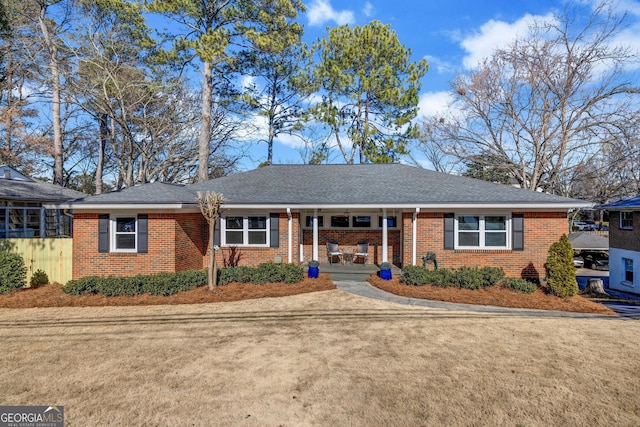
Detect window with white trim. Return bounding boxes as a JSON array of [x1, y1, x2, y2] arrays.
[[222, 215, 269, 246], [624, 258, 633, 283], [620, 212, 633, 229], [111, 216, 137, 252], [455, 215, 509, 249]]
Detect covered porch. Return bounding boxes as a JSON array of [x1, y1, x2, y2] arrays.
[[299, 208, 403, 266]]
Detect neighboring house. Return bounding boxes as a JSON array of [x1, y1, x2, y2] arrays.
[[0, 166, 85, 238], [599, 195, 640, 295], [51, 164, 589, 281]]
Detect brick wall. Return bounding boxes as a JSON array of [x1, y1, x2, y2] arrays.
[[206, 212, 302, 267], [73, 212, 180, 278], [402, 211, 567, 279], [609, 211, 640, 251], [175, 213, 207, 271]]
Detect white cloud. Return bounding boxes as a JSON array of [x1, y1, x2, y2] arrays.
[[460, 13, 555, 69], [307, 0, 355, 26], [417, 91, 454, 117], [363, 2, 374, 18]]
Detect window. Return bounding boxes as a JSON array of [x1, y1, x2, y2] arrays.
[[223, 215, 268, 246], [378, 216, 397, 228], [112, 216, 137, 251], [456, 215, 509, 249], [0, 202, 45, 238], [330, 216, 349, 228], [352, 216, 371, 228], [624, 258, 633, 283], [305, 216, 324, 228], [621, 212, 633, 229]]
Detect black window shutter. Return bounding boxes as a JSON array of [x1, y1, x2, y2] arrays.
[[138, 214, 148, 253], [270, 213, 279, 248], [444, 213, 455, 250], [98, 214, 109, 253], [512, 214, 524, 251], [214, 219, 220, 247]]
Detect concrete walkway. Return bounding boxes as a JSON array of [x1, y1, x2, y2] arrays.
[[333, 280, 626, 319]]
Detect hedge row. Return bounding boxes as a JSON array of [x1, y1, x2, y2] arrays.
[[63, 269, 207, 296], [218, 263, 304, 285], [62, 263, 305, 297], [400, 265, 536, 294]]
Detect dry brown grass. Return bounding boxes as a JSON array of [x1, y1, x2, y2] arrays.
[[1, 290, 639, 426]]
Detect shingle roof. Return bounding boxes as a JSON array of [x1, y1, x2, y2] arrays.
[[61, 164, 589, 208], [188, 164, 587, 207], [568, 232, 609, 250], [63, 182, 197, 205], [0, 178, 86, 202], [599, 194, 640, 210]]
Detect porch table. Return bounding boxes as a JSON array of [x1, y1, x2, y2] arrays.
[[342, 251, 354, 264]]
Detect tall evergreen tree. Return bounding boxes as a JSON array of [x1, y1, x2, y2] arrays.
[[311, 20, 428, 164]]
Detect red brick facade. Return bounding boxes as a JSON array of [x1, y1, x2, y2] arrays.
[[401, 211, 567, 279], [72, 209, 568, 281]]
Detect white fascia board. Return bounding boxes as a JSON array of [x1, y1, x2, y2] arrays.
[[221, 202, 592, 211], [44, 203, 200, 213]]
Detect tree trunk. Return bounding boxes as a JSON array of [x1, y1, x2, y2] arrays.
[[197, 61, 213, 182], [38, 3, 64, 186], [584, 278, 607, 295], [96, 114, 108, 195]]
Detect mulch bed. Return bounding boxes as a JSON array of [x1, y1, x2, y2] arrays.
[[368, 275, 617, 315], [0, 274, 336, 308]]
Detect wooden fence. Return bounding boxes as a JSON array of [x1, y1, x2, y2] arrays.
[[3, 238, 73, 285]]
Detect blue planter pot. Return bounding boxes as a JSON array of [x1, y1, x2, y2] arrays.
[[380, 269, 392, 280], [308, 266, 319, 278]]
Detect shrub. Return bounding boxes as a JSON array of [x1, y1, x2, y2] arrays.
[[545, 234, 578, 298], [29, 269, 49, 287], [0, 251, 27, 294], [401, 266, 504, 289], [308, 260, 320, 268], [219, 266, 255, 285], [379, 262, 392, 270], [219, 263, 304, 285], [400, 266, 453, 287], [502, 277, 537, 294]]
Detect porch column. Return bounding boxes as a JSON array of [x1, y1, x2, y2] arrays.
[[382, 208, 388, 263], [287, 208, 292, 264], [412, 208, 420, 266], [312, 209, 319, 261]]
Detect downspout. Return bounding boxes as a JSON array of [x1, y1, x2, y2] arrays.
[[287, 208, 292, 264], [412, 208, 420, 266]]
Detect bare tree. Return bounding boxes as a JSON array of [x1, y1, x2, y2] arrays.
[[420, 1, 640, 194], [197, 191, 225, 290]]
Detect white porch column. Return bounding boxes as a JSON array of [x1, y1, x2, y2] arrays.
[[312, 209, 319, 261], [382, 208, 388, 263], [287, 208, 292, 264], [412, 208, 420, 266]]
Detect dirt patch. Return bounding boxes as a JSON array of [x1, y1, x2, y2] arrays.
[[368, 275, 616, 315], [0, 274, 336, 308]]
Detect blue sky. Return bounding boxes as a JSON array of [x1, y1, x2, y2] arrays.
[[244, 0, 640, 168]]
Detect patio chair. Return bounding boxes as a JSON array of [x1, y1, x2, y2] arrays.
[[326, 241, 343, 264], [353, 242, 369, 265]]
